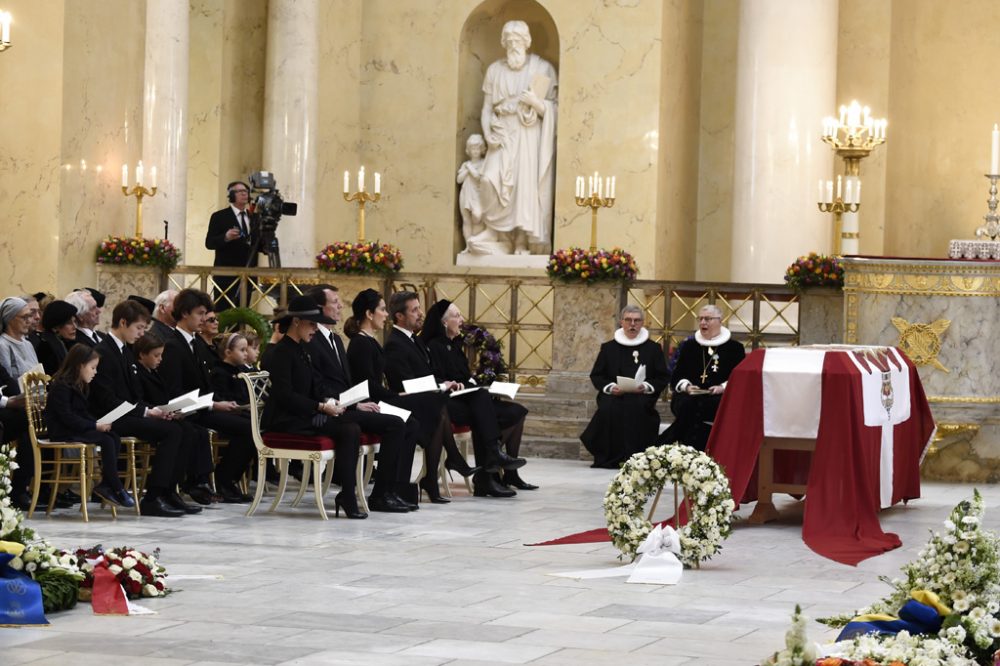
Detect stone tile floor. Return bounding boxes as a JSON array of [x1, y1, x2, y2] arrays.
[[2, 458, 996, 665]]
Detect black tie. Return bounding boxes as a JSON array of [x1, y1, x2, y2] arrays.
[[239, 212, 248, 237]]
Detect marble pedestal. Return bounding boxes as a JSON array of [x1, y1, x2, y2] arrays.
[[798, 287, 844, 344], [843, 256, 1000, 482], [95, 264, 165, 330], [545, 283, 621, 395], [455, 253, 550, 270]]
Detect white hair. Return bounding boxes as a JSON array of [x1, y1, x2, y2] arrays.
[[64, 290, 92, 316], [154, 290, 177, 310], [620, 304, 643, 320], [700, 304, 723, 319]]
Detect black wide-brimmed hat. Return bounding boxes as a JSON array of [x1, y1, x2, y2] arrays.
[[273, 295, 337, 325], [42, 300, 79, 331], [128, 295, 156, 315]]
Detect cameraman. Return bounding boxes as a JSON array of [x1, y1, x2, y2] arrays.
[[205, 181, 262, 310]]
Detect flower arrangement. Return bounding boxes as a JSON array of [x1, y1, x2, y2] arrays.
[[96, 236, 181, 270], [0, 443, 34, 545], [75, 545, 169, 599], [547, 247, 637, 284], [761, 605, 819, 666], [461, 323, 508, 384], [766, 491, 1000, 665], [784, 252, 844, 290], [316, 241, 403, 276], [604, 444, 734, 566]]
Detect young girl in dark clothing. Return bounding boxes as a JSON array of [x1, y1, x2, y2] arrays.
[[210, 332, 251, 404]]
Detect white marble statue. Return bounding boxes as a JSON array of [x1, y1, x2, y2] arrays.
[[468, 20, 557, 256], [457, 134, 487, 254]]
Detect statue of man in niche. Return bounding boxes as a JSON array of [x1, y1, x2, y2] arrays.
[[467, 20, 557, 256]]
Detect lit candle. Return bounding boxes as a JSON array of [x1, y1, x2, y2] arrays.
[[597, 176, 603, 199], [150, 166, 157, 188], [588, 176, 594, 197], [610, 176, 615, 199], [374, 172, 381, 195], [826, 180, 833, 204], [845, 180, 853, 205], [836, 175, 842, 200], [0, 12, 10, 44], [358, 166, 365, 192], [135, 160, 144, 186], [343, 170, 349, 193], [121, 164, 128, 188], [991, 124, 999, 175], [839, 105, 846, 127]]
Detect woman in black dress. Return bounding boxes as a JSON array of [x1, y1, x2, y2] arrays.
[[420, 300, 536, 490], [344, 289, 478, 503], [35, 300, 79, 375]]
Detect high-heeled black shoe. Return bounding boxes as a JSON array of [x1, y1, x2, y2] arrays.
[[366, 493, 410, 513], [419, 478, 451, 504], [444, 456, 481, 478], [334, 491, 368, 519]]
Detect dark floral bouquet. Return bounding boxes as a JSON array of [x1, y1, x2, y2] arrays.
[[546, 247, 637, 284], [784, 252, 844, 290], [462, 323, 508, 384], [75, 545, 169, 599], [96, 236, 181, 270], [316, 241, 403, 276]]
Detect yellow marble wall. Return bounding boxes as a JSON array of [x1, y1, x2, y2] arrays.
[[0, 0, 65, 294], [883, 0, 1000, 258]]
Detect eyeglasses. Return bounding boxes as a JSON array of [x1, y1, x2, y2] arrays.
[[205, 317, 218, 324], [622, 317, 643, 324], [697, 316, 721, 322]]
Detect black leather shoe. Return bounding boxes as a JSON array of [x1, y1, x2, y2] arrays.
[[218, 481, 252, 503], [185, 484, 215, 506], [166, 491, 202, 514], [140, 496, 185, 517], [334, 491, 368, 519], [61, 488, 81, 503], [92, 483, 122, 507], [503, 470, 538, 491], [390, 492, 418, 511], [367, 493, 410, 513], [39, 491, 75, 509], [12, 491, 33, 511], [419, 478, 451, 504], [395, 483, 419, 506], [473, 471, 516, 498], [496, 449, 526, 471], [115, 489, 137, 508]]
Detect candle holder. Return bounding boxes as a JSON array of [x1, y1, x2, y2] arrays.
[[122, 183, 158, 238], [975, 174, 1000, 241], [816, 198, 861, 255], [343, 190, 380, 243], [575, 193, 616, 252]]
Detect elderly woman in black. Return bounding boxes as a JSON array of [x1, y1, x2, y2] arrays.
[[35, 300, 79, 375], [420, 300, 536, 491], [344, 289, 478, 503]]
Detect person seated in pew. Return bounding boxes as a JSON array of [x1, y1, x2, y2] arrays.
[[344, 289, 479, 505], [210, 331, 251, 405], [0, 356, 33, 510], [303, 287, 416, 513], [580, 305, 670, 469], [243, 331, 261, 370], [383, 291, 525, 499], [35, 300, 79, 376], [149, 290, 178, 342], [134, 332, 221, 505], [420, 299, 536, 491], [657, 304, 746, 451], [64, 288, 104, 347]]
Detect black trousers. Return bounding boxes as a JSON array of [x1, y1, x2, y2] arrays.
[[179, 421, 214, 479], [0, 408, 31, 493], [313, 419, 360, 493], [339, 409, 412, 497], [111, 416, 186, 491], [71, 429, 123, 490], [194, 411, 256, 486], [661, 392, 723, 451], [446, 389, 501, 462]]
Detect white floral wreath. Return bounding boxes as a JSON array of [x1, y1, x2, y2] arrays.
[[604, 444, 735, 567]]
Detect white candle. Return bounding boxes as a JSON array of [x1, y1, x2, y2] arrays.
[[598, 176, 603, 199], [358, 166, 365, 192], [836, 175, 842, 200], [1, 12, 10, 44], [135, 161, 144, 186], [991, 124, 999, 175], [374, 172, 381, 194], [343, 170, 350, 193], [839, 105, 846, 127], [121, 164, 128, 188], [855, 181, 862, 203], [588, 176, 594, 197], [817, 179, 823, 203], [826, 180, 833, 204], [575, 176, 582, 198], [610, 176, 615, 199], [150, 166, 157, 188], [845, 180, 853, 205]]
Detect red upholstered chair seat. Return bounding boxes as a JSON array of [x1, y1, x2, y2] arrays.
[[452, 424, 472, 435], [360, 433, 381, 446], [262, 432, 335, 451]]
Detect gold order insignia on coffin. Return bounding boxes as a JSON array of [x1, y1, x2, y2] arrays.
[[890, 316, 950, 373]]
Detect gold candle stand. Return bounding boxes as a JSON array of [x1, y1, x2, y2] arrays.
[[122, 184, 158, 238], [343, 190, 380, 242], [574, 194, 615, 252], [816, 198, 860, 255]]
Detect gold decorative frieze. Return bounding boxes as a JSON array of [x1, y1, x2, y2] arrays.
[[841, 257, 1000, 297], [891, 316, 950, 372], [926, 395, 1000, 404]]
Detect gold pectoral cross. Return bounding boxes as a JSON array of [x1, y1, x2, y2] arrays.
[[700, 370, 708, 383]]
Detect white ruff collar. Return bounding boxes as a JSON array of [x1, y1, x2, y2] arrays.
[[695, 327, 731, 347], [614, 327, 649, 347]]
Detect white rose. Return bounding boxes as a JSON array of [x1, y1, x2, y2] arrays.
[[122, 556, 137, 569], [143, 584, 159, 596], [109, 564, 123, 575], [25, 562, 36, 573], [128, 569, 142, 582]]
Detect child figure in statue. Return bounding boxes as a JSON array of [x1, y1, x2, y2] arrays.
[[457, 134, 487, 254]]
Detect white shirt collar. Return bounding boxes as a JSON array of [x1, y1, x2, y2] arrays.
[[176, 327, 196, 345], [109, 331, 126, 351], [230, 204, 247, 218], [393, 325, 414, 340], [695, 326, 732, 347], [613, 327, 649, 347]]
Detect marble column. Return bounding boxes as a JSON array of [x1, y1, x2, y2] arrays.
[[262, 0, 318, 268], [730, 0, 838, 283], [141, 0, 189, 250]]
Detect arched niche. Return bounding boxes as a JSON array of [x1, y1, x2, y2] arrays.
[[454, 0, 560, 259]]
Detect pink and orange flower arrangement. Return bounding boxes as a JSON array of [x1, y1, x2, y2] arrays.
[[546, 247, 637, 284], [784, 252, 844, 290], [316, 241, 403, 276], [96, 236, 181, 270]]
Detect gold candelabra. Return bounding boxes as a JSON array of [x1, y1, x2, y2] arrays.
[[121, 161, 157, 238], [817, 195, 860, 254], [575, 173, 616, 252], [343, 167, 381, 242]]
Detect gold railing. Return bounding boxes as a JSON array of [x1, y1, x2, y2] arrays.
[[166, 267, 799, 384]]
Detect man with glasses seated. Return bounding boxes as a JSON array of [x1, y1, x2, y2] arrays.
[[658, 304, 746, 451], [581, 305, 670, 469]]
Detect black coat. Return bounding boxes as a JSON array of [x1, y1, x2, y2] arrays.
[[211, 361, 250, 404], [90, 336, 149, 419], [43, 381, 98, 442], [425, 335, 474, 384], [159, 328, 215, 398], [671, 336, 746, 391], [260, 336, 323, 434], [205, 207, 260, 268], [306, 328, 354, 399], [345, 334, 396, 403], [383, 328, 436, 393], [36, 331, 72, 376], [136, 364, 171, 406], [73, 329, 103, 348], [149, 319, 174, 345]]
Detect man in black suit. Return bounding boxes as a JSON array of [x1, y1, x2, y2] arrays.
[[158, 288, 255, 503], [0, 362, 32, 510], [149, 290, 177, 342], [65, 289, 103, 347], [205, 181, 260, 310], [383, 291, 525, 498], [90, 300, 197, 517], [304, 286, 414, 513]]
